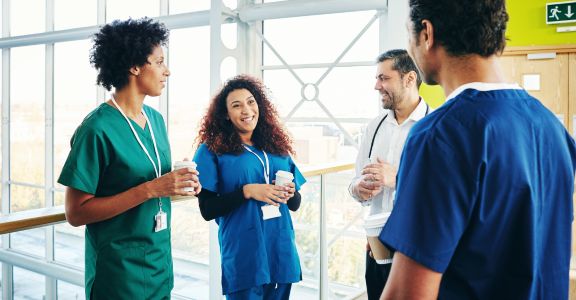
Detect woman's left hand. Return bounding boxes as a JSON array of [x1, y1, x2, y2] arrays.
[[284, 182, 295, 200], [273, 181, 295, 201]]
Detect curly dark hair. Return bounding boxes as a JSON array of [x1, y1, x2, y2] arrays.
[[409, 0, 508, 57], [196, 74, 294, 156], [90, 17, 169, 91]]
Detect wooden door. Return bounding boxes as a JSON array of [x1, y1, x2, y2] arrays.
[[499, 53, 569, 129], [501, 51, 576, 278]]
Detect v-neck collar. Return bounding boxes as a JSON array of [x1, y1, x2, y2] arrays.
[[102, 103, 149, 133]]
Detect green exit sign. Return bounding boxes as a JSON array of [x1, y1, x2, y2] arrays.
[[547, 1, 576, 24]]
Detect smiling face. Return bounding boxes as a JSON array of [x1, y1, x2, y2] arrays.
[[226, 88, 260, 142], [135, 45, 170, 97], [374, 59, 408, 110]]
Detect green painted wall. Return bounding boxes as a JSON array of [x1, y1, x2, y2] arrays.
[[507, 0, 576, 46], [419, 0, 576, 108]]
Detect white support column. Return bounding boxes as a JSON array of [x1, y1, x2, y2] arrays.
[[209, 1, 224, 299], [1, 0, 13, 298], [382, 0, 409, 51], [378, 4, 387, 54], [45, 0, 57, 297], [237, 0, 262, 76]]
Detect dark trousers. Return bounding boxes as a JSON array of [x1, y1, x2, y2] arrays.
[[365, 251, 392, 300]]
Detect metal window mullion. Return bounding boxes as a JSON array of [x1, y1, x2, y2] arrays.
[[1, 0, 14, 298], [0, 11, 212, 50], [45, 0, 57, 298], [261, 61, 374, 70], [239, 0, 387, 22], [7, 180, 46, 190], [209, 1, 224, 299]]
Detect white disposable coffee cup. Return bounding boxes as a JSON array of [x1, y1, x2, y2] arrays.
[[364, 212, 392, 264], [173, 160, 197, 192], [275, 170, 294, 186]]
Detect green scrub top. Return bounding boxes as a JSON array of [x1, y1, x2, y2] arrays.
[[58, 103, 173, 299]]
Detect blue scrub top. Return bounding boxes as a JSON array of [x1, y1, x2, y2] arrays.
[[194, 143, 306, 295], [380, 88, 576, 299]]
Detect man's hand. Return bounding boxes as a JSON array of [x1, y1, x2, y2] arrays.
[[361, 157, 397, 189], [352, 176, 383, 200]]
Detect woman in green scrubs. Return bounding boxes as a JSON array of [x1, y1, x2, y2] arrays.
[[57, 18, 201, 299]]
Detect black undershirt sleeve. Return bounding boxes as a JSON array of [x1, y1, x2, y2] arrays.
[[287, 191, 301, 212], [197, 189, 303, 221], [197, 189, 246, 221]]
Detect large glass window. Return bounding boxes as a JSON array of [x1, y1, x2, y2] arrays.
[[54, 0, 97, 30], [10, 45, 45, 212], [10, 228, 45, 258], [10, 0, 45, 36], [167, 26, 211, 299], [54, 223, 85, 268], [263, 12, 378, 65], [167, 27, 210, 160], [106, 0, 161, 22], [261, 11, 380, 297], [13, 267, 45, 299], [53, 40, 98, 193], [0, 51, 3, 205], [58, 280, 85, 300], [262, 12, 380, 167], [169, 0, 210, 14]]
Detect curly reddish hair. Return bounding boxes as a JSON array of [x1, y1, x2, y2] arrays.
[[196, 74, 294, 156]]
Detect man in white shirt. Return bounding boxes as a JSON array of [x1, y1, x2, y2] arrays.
[[348, 49, 429, 300]]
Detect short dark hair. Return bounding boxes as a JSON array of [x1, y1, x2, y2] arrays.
[[90, 17, 169, 91], [409, 0, 508, 57], [377, 49, 422, 88]]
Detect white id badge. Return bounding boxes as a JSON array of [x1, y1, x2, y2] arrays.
[[154, 211, 168, 232], [261, 204, 282, 220]]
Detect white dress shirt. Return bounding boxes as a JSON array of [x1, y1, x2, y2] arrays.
[[349, 98, 430, 216]]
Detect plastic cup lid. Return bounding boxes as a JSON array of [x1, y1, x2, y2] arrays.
[[174, 160, 196, 168], [275, 170, 294, 179]]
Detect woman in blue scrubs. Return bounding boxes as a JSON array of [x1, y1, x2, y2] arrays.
[[194, 74, 306, 299], [58, 18, 201, 299]]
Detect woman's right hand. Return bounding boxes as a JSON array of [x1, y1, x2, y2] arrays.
[[145, 167, 200, 198], [242, 184, 290, 206]]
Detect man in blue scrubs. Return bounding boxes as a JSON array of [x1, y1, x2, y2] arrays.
[[379, 0, 576, 299]]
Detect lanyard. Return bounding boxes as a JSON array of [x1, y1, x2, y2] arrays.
[[111, 96, 163, 211], [243, 145, 270, 184], [368, 103, 430, 159]]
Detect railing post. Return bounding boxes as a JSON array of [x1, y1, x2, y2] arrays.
[[319, 173, 328, 299]]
